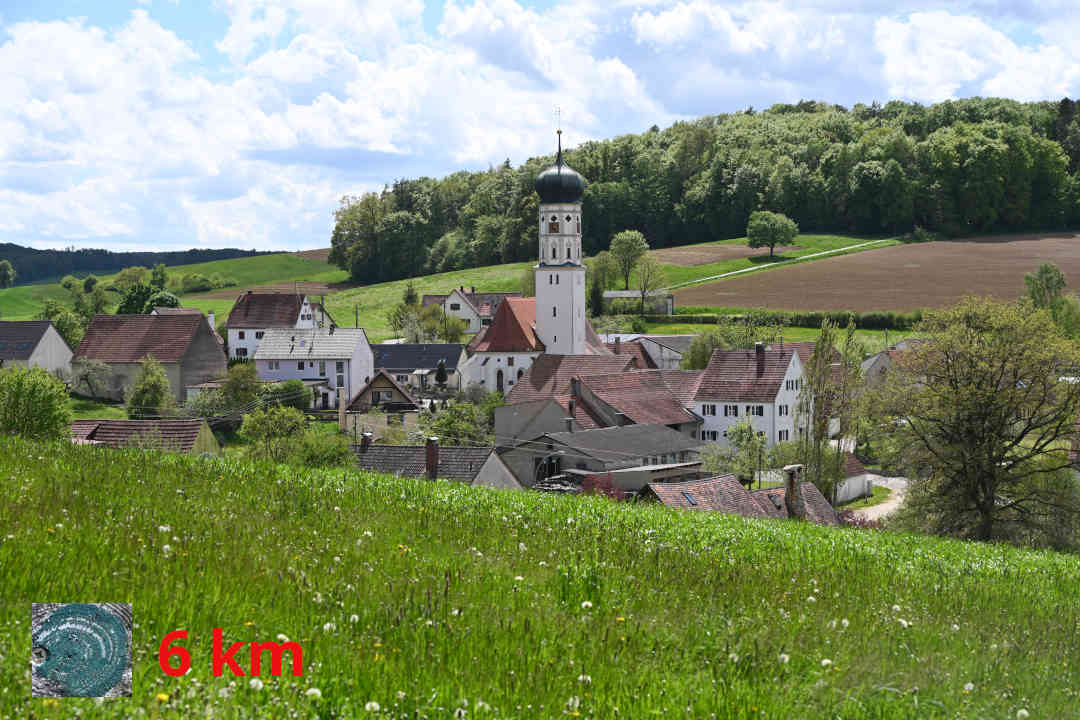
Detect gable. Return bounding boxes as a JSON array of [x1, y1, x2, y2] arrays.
[[74, 315, 202, 364]]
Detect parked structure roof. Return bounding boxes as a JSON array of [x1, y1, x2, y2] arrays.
[[74, 314, 205, 363], [69, 419, 214, 453], [352, 444, 492, 483], [226, 292, 303, 329], [373, 344, 463, 371], [0, 320, 58, 360], [695, 345, 799, 403], [539, 424, 702, 464], [505, 354, 634, 404], [253, 327, 369, 360]]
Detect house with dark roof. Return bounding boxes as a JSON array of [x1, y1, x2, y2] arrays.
[[571, 371, 702, 437], [0, 320, 72, 375], [421, 287, 521, 333], [225, 292, 335, 360], [604, 338, 656, 368], [353, 435, 517, 487], [645, 464, 839, 526], [348, 370, 420, 413], [503, 354, 635, 404], [252, 327, 373, 409], [73, 314, 226, 401], [499, 424, 704, 492], [71, 419, 220, 454], [694, 342, 804, 449], [373, 343, 465, 391]]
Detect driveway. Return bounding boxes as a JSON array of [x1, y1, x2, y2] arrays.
[[856, 476, 908, 521]]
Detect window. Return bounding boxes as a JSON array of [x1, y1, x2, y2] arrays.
[[778, 429, 790, 442], [554, 335, 557, 343], [508, 357, 515, 366], [238, 331, 245, 340], [255, 331, 264, 339], [681, 491, 697, 506], [268, 360, 279, 370], [235, 348, 248, 357], [700, 430, 718, 441], [375, 390, 393, 403], [565, 214, 571, 222], [551, 244, 557, 259], [724, 404, 738, 417], [481, 318, 492, 326], [450, 303, 461, 310], [553, 306, 557, 317], [576, 218, 581, 233], [396, 375, 408, 383], [336, 374, 345, 388], [336, 361, 344, 373], [779, 404, 789, 416], [319, 361, 326, 376], [549, 221, 560, 233], [702, 404, 716, 416], [556, 275, 559, 284], [549, 275, 553, 285], [297, 361, 304, 371], [744, 405, 764, 417], [566, 246, 571, 258]]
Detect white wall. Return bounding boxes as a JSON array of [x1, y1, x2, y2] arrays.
[[25, 325, 73, 375], [460, 351, 540, 394], [836, 473, 875, 504], [696, 353, 803, 449], [228, 296, 315, 359], [442, 290, 483, 333]]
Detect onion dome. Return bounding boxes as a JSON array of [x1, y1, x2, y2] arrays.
[[535, 131, 586, 204]]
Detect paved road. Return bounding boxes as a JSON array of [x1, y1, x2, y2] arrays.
[[856, 476, 908, 521]]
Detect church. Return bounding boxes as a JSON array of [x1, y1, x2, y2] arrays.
[[459, 130, 612, 393]]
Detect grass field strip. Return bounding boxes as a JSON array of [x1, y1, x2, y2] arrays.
[[663, 238, 894, 291]]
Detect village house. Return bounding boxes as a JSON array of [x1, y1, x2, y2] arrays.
[[151, 307, 224, 346], [643, 464, 839, 526], [348, 370, 421, 413], [498, 423, 704, 492], [0, 320, 73, 375], [70, 418, 220, 454], [253, 327, 373, 410], [373, 343, 465, 391], [421, 287, 521, 333], [694, 342, 805, 448], [353, 434, 517, 487], [225, 291, 336, 360], [600, 334, 697, 370], [73, 314, 226, 402]]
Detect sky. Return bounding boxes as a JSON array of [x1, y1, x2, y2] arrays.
[[2, 1, 1079, 253]]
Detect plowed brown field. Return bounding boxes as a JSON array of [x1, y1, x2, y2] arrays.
[[650, 244, 802, 266], [674, 234, 1080, 311]]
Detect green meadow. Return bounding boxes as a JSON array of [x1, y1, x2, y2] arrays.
[[2, 437, 1078, 718]]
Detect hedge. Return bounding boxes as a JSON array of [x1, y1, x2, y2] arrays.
[[645, 309, 924, 330]]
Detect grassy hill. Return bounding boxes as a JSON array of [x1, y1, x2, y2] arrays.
[[3, 437, 1078, 718], [0, 253, 347, 321]]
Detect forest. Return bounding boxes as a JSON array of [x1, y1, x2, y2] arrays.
[[0, 244, 270, 285], [330, 97, 1080, 283]]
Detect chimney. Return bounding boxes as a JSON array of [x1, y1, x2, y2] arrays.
[[570, 377, 581, 398], [360, 432, 373, 453], [459, 285, 464, 292], [208, 311, 215, 328], [565, 417, 573, 433], [614, 337, 621, 354], [247, 289, 253, 295], [755, 341, 765, 376], [425, 437, 439, 480], [471, 286, 476, 294], [783, 464, 807, 520], [568, 397, 576, 415]]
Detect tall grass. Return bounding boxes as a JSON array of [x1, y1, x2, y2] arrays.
[[2, 438, 1078, 717]]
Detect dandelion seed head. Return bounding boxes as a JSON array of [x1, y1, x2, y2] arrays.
[[821, 658, 832, 668], [306, 687, 322, 699], [364, 700, 380, 711], [841, 618, 849, 628], [1017, 709, 1030, 719], [964, 682, 974, 692], [249, 678, 264, 691], [779, 653, 790, 664], [581, 601, 593, 610]]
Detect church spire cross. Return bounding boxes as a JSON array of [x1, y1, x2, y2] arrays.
[[555, 106, 563, 164]]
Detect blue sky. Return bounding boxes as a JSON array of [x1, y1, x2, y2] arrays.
[[1, 0, 1078, 253]]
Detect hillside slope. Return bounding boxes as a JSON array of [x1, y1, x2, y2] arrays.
[[2, 438, 1077, 718]]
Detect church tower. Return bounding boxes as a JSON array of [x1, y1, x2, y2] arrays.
[[534, 129, 587, 355]]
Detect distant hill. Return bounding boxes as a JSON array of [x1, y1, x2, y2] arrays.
[[0, 243, 274, 285]]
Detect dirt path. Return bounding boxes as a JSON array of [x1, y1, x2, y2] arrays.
[[857, 477, 908, 521]]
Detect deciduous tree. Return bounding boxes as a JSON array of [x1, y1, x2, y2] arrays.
[[634, 255, 666, 315], [870, 297, 1080, 547], [126, 355, 175, 419], [610, 230, 649, 290], [0, 366, 71, 440], [0, 259, 15, 288], [747, 210, 798, 258]]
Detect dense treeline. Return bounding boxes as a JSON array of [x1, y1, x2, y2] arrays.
[[330, 97, 1080, 283], [0, 244, 270, 285]]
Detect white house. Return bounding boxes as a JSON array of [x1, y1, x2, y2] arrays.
[[225, 292, 335, 360], [421, 288, 521, 334], [0, 320, 73, 375], [694, 342, 805, 449], [253, 327, 373, 409], [459, 297, 547, 393]]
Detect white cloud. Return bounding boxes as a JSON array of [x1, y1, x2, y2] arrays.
[[875, 11, 1080, 102]]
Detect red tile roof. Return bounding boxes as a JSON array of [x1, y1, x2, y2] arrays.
[[646, 474, 765, 517], [605, 340, 657, 368], [152, 308, 224, 345], [467, 298, 544, 353], [553, 394, 605, 430], [657, 370, 705, 406], [226, 292, 302, 329], [69, 419, 214, 454], [695, 346, 798, 403], [505, 354, 634, 404], [577, 370, 698, 426], [751, 483, 840, 526], [73, 314, 205, 363]]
